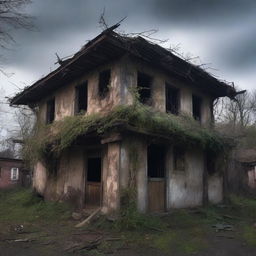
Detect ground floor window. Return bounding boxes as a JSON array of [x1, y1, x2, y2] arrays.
[[11, 168, 19, 180]]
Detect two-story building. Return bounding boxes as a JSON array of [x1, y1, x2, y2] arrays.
[[10, 27, 236, 213]]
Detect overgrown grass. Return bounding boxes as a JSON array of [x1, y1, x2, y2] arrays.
[[0, 188, 71, 224], [100, 195, 256, 254], [23, 103, 232, 167]]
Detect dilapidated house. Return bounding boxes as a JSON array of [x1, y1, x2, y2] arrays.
[[10, 26, 237, 213]]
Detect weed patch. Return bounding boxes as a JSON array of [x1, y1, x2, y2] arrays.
[[0, 188, 71, 224]]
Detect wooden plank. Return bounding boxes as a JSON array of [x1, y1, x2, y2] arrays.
[[85, 182, 101, 206], [148, 180, 165, 212]]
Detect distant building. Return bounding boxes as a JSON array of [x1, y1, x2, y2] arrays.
[[0, 158, 30, 189], [237, 149, 256, 192]]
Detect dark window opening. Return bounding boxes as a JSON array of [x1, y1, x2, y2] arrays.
[[166, 84, 179, 115], [75, 82, 88, 114], [137, 72, 152, 104], [173, 147, 185, 171], [148, 144, 166, 178], [192, 95, 202, 122], [206, 153, 216, 175], [99, 70, 111, 98], [46, 98, 55, 124], [87, 157, 101, 182], [0, 167, 2, 178]]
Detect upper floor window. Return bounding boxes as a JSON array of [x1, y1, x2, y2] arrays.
[[99, 69, 111, 98], [192, 95, 202, 122], [137, 72, 152, 104], [166, 83, 179, 115], [75, 82, 88, 114], [11, 167, 19, 181], [46, 98, 55, 124]]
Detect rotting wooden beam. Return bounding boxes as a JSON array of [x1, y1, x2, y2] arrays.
[[75, 208, 101, 228]]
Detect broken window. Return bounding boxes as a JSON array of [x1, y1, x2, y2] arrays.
[[166, 83, 179, 115], [99, 69, 111, 98], [173, 147, 185, 171], [192, 95, 202, 122], [148, 144, 166, 178], [46, 98, 55, 124], [75, 82, 88, 114], [137, 72, 152, 104], [11, 167, 19, 180], [87, 157, 101, 182]]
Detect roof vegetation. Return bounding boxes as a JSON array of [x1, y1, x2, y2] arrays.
[[23, 103, 232, 167]]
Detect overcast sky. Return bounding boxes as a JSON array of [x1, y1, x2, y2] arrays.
[[1, 0, 255, 98], [0, 0, 255, 140]]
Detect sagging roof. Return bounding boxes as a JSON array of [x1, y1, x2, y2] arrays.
[[10, 25, 236, 105]]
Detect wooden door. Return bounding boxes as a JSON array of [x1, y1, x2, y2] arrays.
[[85, 157, 102, 207], [148, 178, 165, 212], [147, 145, 166, 212]]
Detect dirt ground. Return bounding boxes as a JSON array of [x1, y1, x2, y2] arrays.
[[0, 189, 256, 256], [1, 215, 256, 256]]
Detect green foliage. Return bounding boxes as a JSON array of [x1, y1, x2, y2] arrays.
[[23, 103, 232, 166], [152, 229, 207, 255], [229, 194, 256, 219], [116, 188, 164, 231], [0, 188, 71, 223], [242, 226, 256, 247]]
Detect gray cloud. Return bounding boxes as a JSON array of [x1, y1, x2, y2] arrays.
[[152, 0, 256, 26], [1, 0, 255, 92]]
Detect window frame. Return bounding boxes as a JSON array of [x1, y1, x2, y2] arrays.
[[46, 97, 55, 124], [11, 167, 19, 181], [137, 71, 153, 105], [75, 81, 88, 115], [165, 83, 180, 115], [98, 69, 111, 98], [192, 94, 202, 122]]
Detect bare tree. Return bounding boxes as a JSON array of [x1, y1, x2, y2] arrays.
[[215, 88, 256, 128], [0, 0, 33, 48]]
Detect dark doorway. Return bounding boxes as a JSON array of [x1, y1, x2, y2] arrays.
[[85, 157, 102, 207], [147, 144, 166, 212]]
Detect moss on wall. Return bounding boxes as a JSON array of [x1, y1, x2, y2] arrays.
[[23, 103, 232, 168]]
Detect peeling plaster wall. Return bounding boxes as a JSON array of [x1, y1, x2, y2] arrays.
[[119, 57, 213, 124], [37, 56, 213, 125], [33, 147, 85, 208], [168, 149, 204, 208], [208, 175, 223, 204], [33, 161, 47, 195], [102, 142, 120, 214], [119, 137, 148, 213], [37, 60, 123, 124]]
